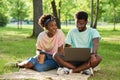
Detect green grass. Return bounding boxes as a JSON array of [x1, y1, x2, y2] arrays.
[[0, 26, 36, 74], [88, 26, 120, 80], [0, 25, 120, 80]]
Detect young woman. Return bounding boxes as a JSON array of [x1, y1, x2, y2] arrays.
[[18, 14, 65, 72]]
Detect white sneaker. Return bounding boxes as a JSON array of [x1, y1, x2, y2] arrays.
[[57, 67, 72, 75], [82, 68, 94, 76], [89, 67, 94, 76], [17, 60, 28, 66]]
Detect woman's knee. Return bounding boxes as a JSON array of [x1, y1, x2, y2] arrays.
[[34, 64, 56, 72], [34, 66, 44, 72]]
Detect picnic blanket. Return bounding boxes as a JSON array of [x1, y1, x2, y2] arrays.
[[0, 68, 90, 80]]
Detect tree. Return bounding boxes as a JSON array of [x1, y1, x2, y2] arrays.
[[60, 0, 89, 27], [0, 0, 9, 27], [10, 0, 30, 29], [90, 0, 94, 28], [100, 0, 120, 30], [0, 13, 8, 27], [32, 0, 43, 37], [93, 0, 99, 28], [90, 0, 99, 28], [109, 0, 119, 30], [51, 0, 61, 29], [42, 0, 90, 27]]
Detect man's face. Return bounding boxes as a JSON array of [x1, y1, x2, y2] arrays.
[[76, 19, 87, 32]]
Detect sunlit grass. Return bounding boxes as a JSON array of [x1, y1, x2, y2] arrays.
[[0, 24, 120, 80], [0, 26, 36, 74]]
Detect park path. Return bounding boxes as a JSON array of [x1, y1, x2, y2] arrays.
[[0, 68, 90, 80]]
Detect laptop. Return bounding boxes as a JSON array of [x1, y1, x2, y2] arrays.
[[64, 47, 91, 62]]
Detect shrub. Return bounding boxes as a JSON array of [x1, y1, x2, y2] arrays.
[[0, 13, 9, 27]]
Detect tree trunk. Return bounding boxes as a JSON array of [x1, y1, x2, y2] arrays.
[[17, 20, 20, 29], [58, 0, 61, 25], [17, 0, 20, 29], [90, 0, 94, 28], [32, 0, 43, 37], [20, 20, 22, 29], [17, 12, 20, 29], [93, 0, 99, 29], [51, 0, 61, 29], [113, 4, 116, 31]]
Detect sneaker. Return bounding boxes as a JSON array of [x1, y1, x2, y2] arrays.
[[82, 68, 94, 76], [89, 67, 94, 76], [17, 60, 29, 68], [57, 67, 72, 75]]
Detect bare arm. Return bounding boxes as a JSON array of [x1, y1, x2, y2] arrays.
[[92, 38, 99, 54], [58, 45, 64, 54]]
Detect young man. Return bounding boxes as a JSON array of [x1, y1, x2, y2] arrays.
[[54, 11, 102, 75]]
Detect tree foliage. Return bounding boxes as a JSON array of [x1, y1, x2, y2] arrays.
[[1, 0, 120, 30], [99, 0, 120, 30], [0, 13, 8, 27], [0, 0, 9, 27], [9, 0, 31, 29]]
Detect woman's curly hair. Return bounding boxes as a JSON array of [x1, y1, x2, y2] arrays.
[[38, 14, 55, 28]]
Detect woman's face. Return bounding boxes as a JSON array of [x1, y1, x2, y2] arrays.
[[45, 20, 57, 36]]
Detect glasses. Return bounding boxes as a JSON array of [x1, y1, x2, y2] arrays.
[[77, 23, 85, 27]]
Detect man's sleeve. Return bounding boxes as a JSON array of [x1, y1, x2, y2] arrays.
[[92, 29, 101, 40]]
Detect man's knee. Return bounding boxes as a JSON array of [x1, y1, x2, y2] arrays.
[[91, 55, 102, 67], [96, 55, 102, 63]]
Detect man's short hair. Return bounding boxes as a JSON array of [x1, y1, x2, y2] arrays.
[[75, 11, 88, 21]]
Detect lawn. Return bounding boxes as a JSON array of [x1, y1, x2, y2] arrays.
[[0, 25, 120, 80]]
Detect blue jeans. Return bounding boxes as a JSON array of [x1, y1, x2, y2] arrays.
[[27, 53, 59, 72]]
